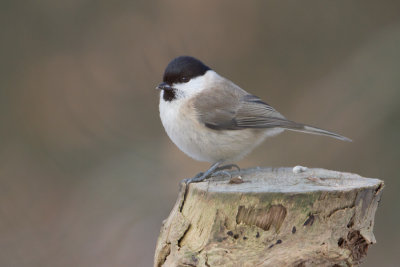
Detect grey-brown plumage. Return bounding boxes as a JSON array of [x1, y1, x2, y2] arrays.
[[193, 76, 350, 141]]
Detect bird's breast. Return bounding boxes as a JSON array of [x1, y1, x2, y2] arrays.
[[159, 97, 208, 160], [159, 96, 280, 163]]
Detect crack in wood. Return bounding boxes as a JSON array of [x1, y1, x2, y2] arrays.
[[177, 224, 191, 248], [339, 230, 369, 265], [303, 214, 315, 226], [156, 242, 171, 267]]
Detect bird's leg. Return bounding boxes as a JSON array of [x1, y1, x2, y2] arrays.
[[214, 164, 240, 173], [184, 161, 224, 184]]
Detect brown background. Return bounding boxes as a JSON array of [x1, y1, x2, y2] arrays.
[[1, 1, 399, 266]]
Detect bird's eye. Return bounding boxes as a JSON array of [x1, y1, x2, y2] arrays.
[[180, 76, 189, 83]]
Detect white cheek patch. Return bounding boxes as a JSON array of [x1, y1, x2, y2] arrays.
[[173, 70, 218, 100]]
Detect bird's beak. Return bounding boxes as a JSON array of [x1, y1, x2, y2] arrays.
[[156, 82, 172, 91]]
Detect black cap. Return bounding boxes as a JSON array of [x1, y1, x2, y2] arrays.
[[163, 56, 211, 85]]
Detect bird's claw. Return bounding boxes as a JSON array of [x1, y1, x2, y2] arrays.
[[182, 172, 205, 184]]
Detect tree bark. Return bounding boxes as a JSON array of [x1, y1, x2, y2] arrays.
[[154, 167, 383, 267]]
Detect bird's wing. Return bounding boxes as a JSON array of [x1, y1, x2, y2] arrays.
[[234, 94, 289, 128], [193, 84, 351, 141], [193, 84, 287, 130]]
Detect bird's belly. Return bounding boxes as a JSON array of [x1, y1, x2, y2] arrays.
[[160, 102, 282, 162]]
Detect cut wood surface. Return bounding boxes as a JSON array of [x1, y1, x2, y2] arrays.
[[154, 167, 383, 267]]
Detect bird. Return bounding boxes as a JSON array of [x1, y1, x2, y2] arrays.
[[156, 56, 351, 183]]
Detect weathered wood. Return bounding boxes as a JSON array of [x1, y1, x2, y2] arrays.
[[154, 167, 383, 267]]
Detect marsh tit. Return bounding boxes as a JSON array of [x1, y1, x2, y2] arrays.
[[156, 56, 351, 183]]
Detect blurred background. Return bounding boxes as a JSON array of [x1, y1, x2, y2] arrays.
[[1, 1, 399, 266]]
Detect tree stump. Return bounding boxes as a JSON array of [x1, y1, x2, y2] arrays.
[[154, 167, 383, 267]]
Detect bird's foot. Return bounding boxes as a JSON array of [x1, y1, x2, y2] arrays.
[[182, 163, 241, 184], [182, 161, 221, 184], [183, 171, 227, 184]]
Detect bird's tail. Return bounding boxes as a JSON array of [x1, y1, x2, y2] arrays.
[[280, 120, 352, 142]]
